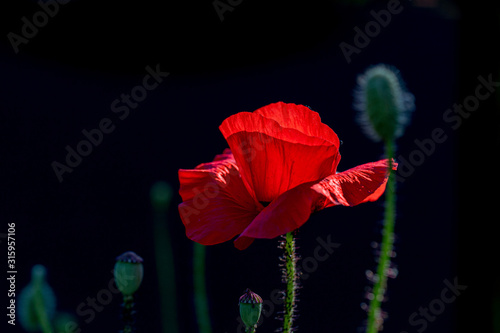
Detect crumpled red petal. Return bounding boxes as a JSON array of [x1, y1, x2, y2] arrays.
[[219, 102, 341, 203], [234, 159, 396, 250], [178, 149, 261, 245], [312, 159, 397, 209], [253, 102, 340, 145], [234, 180, 322, 250]]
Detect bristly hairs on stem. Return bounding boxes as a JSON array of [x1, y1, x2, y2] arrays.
[[277, 231, 301, 332], [353, 64, 413, 332], [364, 141, 397, 333]]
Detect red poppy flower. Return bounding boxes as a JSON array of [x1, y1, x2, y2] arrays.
[[178, 102, 396, 250]]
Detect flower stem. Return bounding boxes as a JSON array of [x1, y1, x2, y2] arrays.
[[245, 326, 256, 333], [282, 231, 298, 333], [121, 295, 136, 333], [153, 207, 178, 333], [194, 243, 212, 333], [33, 284, 54, 333], [366, 140, 396, 333]]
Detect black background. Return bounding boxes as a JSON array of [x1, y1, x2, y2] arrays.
[[1, 0, 498, 332]]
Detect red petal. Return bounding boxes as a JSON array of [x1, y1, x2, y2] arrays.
[[233, 159, 396, 250], [234, 180, 322, 250], [253, 102, 340, 145], [178, 151, 261, 245], [219, 102, 341, 203], [312, 159, 397, 208]]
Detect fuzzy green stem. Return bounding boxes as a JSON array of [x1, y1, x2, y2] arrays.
[[366, 140, 396, 333], [282, 231, 297, 333], [194, 243, 212, 333], [33, 285, 54, 333]]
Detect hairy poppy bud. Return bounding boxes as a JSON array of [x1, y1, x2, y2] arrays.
[[354, 64, 414, 142], [239, 289, 263, 329], [114, 251, 144, 296], [18, 265, 56, 332]]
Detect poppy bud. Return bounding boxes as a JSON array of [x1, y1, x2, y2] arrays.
[[18, 265, 56, 332], [354, 64, 414, 142], [239, 289, 263, 329], [114, 251, 144, 296]]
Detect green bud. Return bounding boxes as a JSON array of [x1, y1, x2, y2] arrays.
[[239, 289, 263, 329], [114, 251, 144, 296], [150, 181, 173, 213], [354, 64, 414, 142], [18, 265, 56, 332]]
